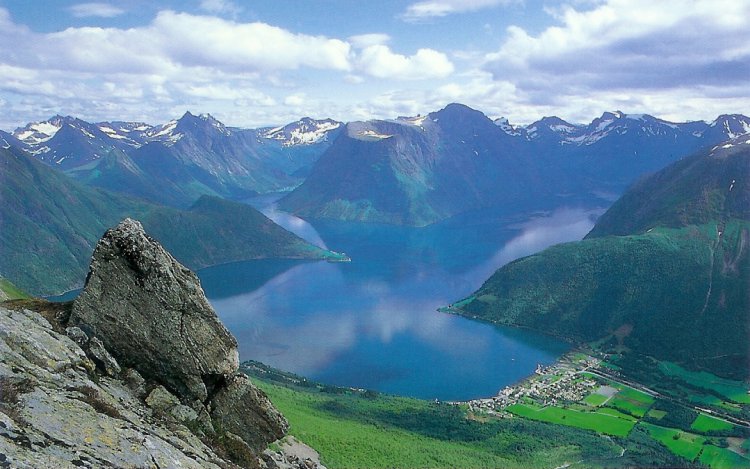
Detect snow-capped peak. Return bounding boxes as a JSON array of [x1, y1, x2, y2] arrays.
[[261, 117, 341, 146], [397, 114, 429, 129], [494, 117, 522, 136], [12, 116, 72, 145], [145, 119, 182, 145], [709, 114, 750, 139]]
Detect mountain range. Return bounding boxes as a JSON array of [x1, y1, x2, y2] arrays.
[[280, 104, 750, 226], [2, 113, 341, 208], [0, 146, 340, 296], [449, 134, 750, 379], [4, 105, 748, 226]]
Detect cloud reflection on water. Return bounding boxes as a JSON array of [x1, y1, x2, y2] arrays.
[[206, 205, 603, 398]]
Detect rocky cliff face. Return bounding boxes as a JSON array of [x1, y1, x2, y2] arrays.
[[1, 219, 325, 468], [70, 218, 240, 404]]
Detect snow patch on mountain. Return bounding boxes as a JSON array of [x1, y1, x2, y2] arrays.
[[13, 120, 63, 145], [397, 115, 428, 129], [358, 129, 393, 140], [261, 118, 340, 146], [494, 117, 522, 136]]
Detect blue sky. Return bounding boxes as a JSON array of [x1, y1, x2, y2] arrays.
[[0, 0, 748, 130]]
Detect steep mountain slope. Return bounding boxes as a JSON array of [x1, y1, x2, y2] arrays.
[[12, 115, 137, 168], [281, 106, 750, 226], [0, 147, 337, 296], [450, 136, 750, 379], [8, 113, 339, 208], [280, 104, 535, 226], [588, 138, 750, 236]]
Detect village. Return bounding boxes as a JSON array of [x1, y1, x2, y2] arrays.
[[460, 354, 602, 416]]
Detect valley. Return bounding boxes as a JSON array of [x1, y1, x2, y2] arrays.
[[2, 106, 749, 469], [2, 3, 749, 468]]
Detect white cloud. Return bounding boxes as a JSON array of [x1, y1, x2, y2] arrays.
[[348, 33, 390, 48], [357, 45, 454, 80], [69, 3, 124, 18], [484, 0, 750, 101], [284, 94, 306, 107], [1, 10, 353, 77], [402, 0, 515, 21]]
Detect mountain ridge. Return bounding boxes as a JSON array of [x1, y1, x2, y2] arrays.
[[0, 146, 339, 296], [448, 136, 750, 379]]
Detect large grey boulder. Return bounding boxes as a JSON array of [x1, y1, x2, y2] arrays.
[[210, 374, 288, 450], [70, 218, 239, 403]]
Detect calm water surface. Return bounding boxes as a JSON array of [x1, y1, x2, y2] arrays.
[[200, 199, 602, 400]]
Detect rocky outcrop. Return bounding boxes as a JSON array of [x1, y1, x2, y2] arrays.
[[211, 375, 288, 450], [0, 218, 293, 468], [70, 218, 239, 403], [0, 305, 227, 468]]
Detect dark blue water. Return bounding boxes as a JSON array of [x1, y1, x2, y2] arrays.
[[201, 201, 603, 400]]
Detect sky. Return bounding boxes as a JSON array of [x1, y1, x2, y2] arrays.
[[0, 0, 748, 130]]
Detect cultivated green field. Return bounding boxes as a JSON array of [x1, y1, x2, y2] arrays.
[[605, 387, 655, 417], [699, 445, 750, 468], [691, 414, 735, 433], [583, 392, 609, 407], [647, 409, 667, 420], [659, 362, 750, 404], [506, 403, 635, 437], [641, 422, 705, 461]]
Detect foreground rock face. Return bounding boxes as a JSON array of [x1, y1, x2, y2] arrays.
[[0, 218, 298, 467], [0, 305, 227, 468], [70, 218, 239, 403]]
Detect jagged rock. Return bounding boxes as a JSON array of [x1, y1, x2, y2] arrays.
[[146, 385, 200, 425], [146, 385, 182, 411], [4, 219, 294, 467], [262, 437, 327, 469], [87, 337, 121, 376], [122, 367, 147, 398], [210, 374, 288, 451], [65, 326, 121, 376], [0, 306, 227, 468], [70, 218, 239, 403]]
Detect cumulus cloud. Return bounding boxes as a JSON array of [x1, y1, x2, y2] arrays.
[[402, 0, 514, 21], [69, 2, 124, 18], [348, 33, 391, 48], [484, 0, 750, 108], [357, 45, 454, 80]]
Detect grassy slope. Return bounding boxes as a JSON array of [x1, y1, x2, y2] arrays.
[[254, 379, 624, 468], [0, 278, 30, 300], [0, 147, 336, 295], [456, 220, 749, 379]]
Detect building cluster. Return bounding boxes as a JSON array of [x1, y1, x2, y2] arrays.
[[465, 355, 602, 415]]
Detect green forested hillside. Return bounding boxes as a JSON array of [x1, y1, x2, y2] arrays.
[[0, 147, 335, 295], [452, 139, 750, 379], [457, 221, 749, 379], [589, 140, 750, 237]]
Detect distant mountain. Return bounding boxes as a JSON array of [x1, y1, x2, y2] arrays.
[[449, 135, 750, 379], [0, 146, 339, 296], [279, 103, 536, 226], [259, 117, 341, 146], [281, 105, 750, 226], [11, 115, 138, 168], [6, 113, 339, 208]]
